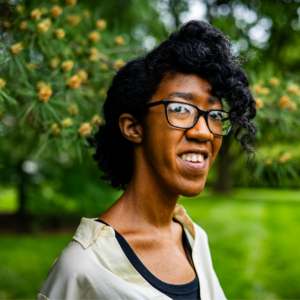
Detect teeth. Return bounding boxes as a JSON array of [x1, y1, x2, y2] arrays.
[[181, 153, 205, 163], [198, 155, 204, 162]]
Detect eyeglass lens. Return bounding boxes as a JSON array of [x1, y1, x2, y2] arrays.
[[167, 103, 231, 135]]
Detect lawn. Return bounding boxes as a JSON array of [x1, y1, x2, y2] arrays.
[[0, 188, 300, 299]]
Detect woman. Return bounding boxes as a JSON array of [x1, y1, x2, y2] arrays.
[[37, 20, 257, 300]]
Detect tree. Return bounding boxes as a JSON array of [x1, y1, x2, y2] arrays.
[[0, 0, 136, 216]]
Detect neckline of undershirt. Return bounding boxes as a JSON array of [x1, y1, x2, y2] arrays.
[[95, 218, 199, 295]]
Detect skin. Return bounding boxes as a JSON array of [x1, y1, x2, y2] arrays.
[[99, 72, 223, 284]]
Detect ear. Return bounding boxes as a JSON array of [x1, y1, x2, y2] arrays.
[[119, 113, 143, 144]]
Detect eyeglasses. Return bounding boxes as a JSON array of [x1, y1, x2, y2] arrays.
[[146, 100, 233, 136]]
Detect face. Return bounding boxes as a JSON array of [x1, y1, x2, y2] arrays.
[[141, 72, 223, 197]]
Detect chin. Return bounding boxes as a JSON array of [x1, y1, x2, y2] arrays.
[[177, 181, 206, 198]]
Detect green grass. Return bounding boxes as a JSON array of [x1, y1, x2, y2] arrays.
[[0, 188, 300, 299]]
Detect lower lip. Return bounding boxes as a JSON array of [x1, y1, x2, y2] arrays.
[[179, 156, 207, 171]]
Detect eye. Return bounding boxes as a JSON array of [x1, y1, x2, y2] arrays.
[[209, 111, 223, 121], [168, 104, 193, 115]]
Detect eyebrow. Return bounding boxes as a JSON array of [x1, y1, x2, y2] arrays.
[[167, 92, 195, 101], [167, 92, 223, 107], [208, 96, 222, 106]]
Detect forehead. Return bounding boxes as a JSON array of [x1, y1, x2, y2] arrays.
[[155, 72, 213, 99]]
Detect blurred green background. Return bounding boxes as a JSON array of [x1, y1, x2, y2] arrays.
[[1, 0, 300, 299]]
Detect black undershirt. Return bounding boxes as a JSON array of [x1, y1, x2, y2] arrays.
[[95, 219, 200, 300]]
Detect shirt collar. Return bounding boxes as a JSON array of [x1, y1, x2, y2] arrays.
[[73, 204, 195, 249]]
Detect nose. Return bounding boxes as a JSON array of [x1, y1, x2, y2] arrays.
[[185, 115, 214, 142]]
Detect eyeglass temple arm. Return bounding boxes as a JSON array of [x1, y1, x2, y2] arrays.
[[145, 100, 165, 108]]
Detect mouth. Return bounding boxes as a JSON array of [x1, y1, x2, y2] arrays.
[[178, 152, 208, 171]]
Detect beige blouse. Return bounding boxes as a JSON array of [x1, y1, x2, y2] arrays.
[[36, 204, 226, 300]]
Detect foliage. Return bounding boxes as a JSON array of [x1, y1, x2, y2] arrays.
[[0, 0, 135, 160], [249, 70, 300, 186]]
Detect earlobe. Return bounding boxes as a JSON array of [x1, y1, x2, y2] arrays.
[[119, 113, 143, 144]]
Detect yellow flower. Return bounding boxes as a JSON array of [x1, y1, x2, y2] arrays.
[[50, 123, 60, 136], [68, 105, 78, 115], [55, 28, 65, 39], [0, 78, 6, 89], [252, 84, 261, 94], [61, 60, 74, 71], [66, 14, 82, 26], [15, 5, 24, 14], [38, 86, 53, 102], [91, 114, 102, 126], [264, 158, 273, 166], [77, 70, 88, 81], [78, 123, 92, 137], [278, 95, 291, 108], [65, 0, 77, 7], [278, 153, 291, 164], [51, 5, 63, 18], [95, 19, 107, 30], [88, 31, 101, 43], [114, 36, 125, 46], [269, 77, 280, 87], [3, 21, 11, 28], [98, 88, 106, 96], [31, 8, 42, 21], [83, 9, 91, 18], [100, 63, 108, 71], [27, 62, 36, 69], [287, 102, 297, 112], [10, 43, 24, 55], [67, 75, 82, 89], [19, 21, 27, 31], [114, 59, 125, 70], [259, 88, 270, 95], [255, 98, 263, 109], [287, 84, 299, 94], [0, 110, 4, 118], [89, 47, 99, 62], [50, 57, 60, 69], [37, 19, 51, 34], [61, 118, 73, 128], [36, 81, 46, 90], [76, 46, 83, 55]]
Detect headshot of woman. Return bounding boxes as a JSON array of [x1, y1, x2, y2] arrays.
[[36, 20, 257, 300]]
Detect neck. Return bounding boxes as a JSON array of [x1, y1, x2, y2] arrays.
[[99, 160, 180, 232]]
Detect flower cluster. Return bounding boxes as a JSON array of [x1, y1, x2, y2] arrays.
[[55, 28, 65, 39], [67, 15, 82, 26], [61, 60, 74, 71], [67, 75, 82, 89], [38, 86, 53, 103], [10, 43, 24, 55], [37, 19, 51, 34], [0, 78, 6, 90], [95, 19, 107, 30], [51, 5, 63, 18], [78, 123, 92, 136]]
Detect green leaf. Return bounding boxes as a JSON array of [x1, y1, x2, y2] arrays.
[[20, 101, 37, 125], [0, 90, 17, 105]]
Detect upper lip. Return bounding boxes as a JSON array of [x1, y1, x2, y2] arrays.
[[179, 148, 209, 158]]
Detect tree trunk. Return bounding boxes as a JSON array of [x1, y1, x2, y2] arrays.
[[213, 133, 233, 193]]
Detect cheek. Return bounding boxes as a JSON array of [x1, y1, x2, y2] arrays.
[[210, 136, 223, 165]]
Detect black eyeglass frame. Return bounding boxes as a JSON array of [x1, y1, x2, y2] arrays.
[[146, 100, 233, 136]]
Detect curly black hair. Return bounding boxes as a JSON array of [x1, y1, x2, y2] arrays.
[[87, 20, 258, 190]]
